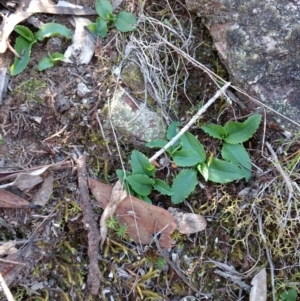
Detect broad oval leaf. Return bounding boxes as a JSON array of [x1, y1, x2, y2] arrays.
[[173, 150, 202, 166], [115, 12, 137, 32], [10, 37, 35, 76], [35, 23, 72, 41], [38, 57, 54, 71], [207, 158, 244, 183], [224, 114, 262, 144], [171, 169, 197, 204], [167, 121, 180, 141], [95, 0, 113, 18], [87, 17, 108, 38], [126, 174, 154, 196], [14, 25, 35, 43], [180, 132, 206, 162], [202, 124, 227, 140], [146, 139, 168, 148], [153, 179, 173, 196], [221, 143, 252, 181], [131, 150, 156, 176]]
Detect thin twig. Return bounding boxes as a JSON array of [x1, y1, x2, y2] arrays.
[[0, 273, 16, 301], [149, 82, 231, 162]]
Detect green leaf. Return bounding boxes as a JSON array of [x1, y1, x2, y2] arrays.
[[87, 17, 108, 38], [167, 121, 180, 141], [180, 132, 206, 162], [207, 158, 244, 183], [35, 23, 72, 41], [115, 11, 137, 32], [95, 0, 113, 18], [146, 139, 168, 148], [202, 124, 227, 140], [10, 37, 35, 76], [280, 289, 297, 301], [38, 57, 54, 71], [197, 163, 209, 181], [171, 169, 197, 204], [49, 52, 65, 61], [131, 150, 156, 176], [221, 143, 252, 181], [116, 169, 131, 182], [224, 114, 262, 144], [14, 25, 35, 43], [137, 195, 152, 203], [153, 179, 173, 196], [126, 174, 154, 196], [172, 150, 203, 166]]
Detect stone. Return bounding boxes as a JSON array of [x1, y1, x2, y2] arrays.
[[105, 88, 166, 143], [185, 0, 300, 129]]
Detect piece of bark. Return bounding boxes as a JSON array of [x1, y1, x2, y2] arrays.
[[88, 178, 177, 249], [75, 155, 101, 296]]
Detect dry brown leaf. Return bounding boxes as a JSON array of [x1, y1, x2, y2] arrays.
[[0, 241, 33, 287], [0, 188, 36, 209], [32, 170, 53, 206], [88, 178, 177, 249], [0, 173, 43, 190], [168, 207, 207, 234], [99, 180, 127, 248], [0, 160, 72, 183]]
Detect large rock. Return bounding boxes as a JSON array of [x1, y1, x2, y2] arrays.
[[186, 0, 300, 129]]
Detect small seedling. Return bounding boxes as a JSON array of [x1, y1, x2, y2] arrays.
[[38, 52, 65, 71], [118, 114, 262, 204], [11, 23, 71, 76], [87, 0, 137, 39]]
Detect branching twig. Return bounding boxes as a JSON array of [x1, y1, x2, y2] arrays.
[[149, 82, 231, 162], [75, 155, 101, 295]]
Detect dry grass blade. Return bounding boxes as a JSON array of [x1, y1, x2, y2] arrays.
[[99, 180, 127, 248]]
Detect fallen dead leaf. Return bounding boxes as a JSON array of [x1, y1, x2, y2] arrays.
[[99, 180, 127, 248], [0, 188, 37, 209], [88, 178, 177, 249], [32, 170, 53, 206], [0, 239, 34, 287]]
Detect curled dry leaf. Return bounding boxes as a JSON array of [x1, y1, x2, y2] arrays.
[[168, 207, 207, 234], [88, 178, 177, 249], [0, 188, 37, 209]]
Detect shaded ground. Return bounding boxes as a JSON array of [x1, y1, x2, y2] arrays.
[[1, 1, 300, 300]]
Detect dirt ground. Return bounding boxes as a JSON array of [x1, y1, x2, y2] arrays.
[[0, 0, 300, 301]]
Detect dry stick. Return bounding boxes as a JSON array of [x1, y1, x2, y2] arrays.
[[265, 142, 294, 228], [0, 273, 16, 301], [149, 82, 231, 163], [75, 155, 101, 295]]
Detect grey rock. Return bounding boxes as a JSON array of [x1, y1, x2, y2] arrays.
[[106, 88, 166, 142], [185, 0, 300, 129]]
